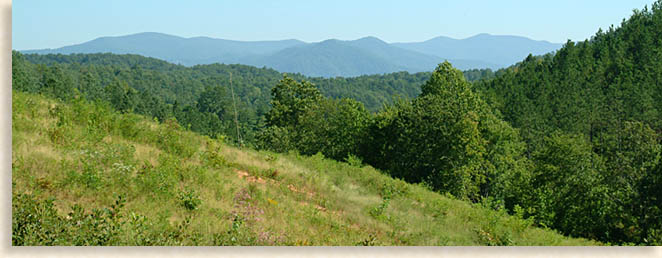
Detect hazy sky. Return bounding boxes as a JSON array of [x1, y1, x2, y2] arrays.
[[13, 0, 655, 50]]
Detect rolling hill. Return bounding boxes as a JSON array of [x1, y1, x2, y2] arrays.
[[23, 32, 560, 77], [393, 33, 562, 69], [24, 32, 306, 67], [11, 89, 597, 245]]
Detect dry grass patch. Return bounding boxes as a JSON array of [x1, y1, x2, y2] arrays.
[[134, 142, 161, 167], [221, 147, 272, 171]]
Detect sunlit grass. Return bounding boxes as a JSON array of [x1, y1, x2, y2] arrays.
[[11, 90, 598, 246]]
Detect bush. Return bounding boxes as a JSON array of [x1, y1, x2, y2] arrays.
[[156, 119, 196, 158], [178, 189, 202, 211], [345, 154, 363, 167], [201, 148, 228, 169], [379, 180, 410, 199], [12, 194, 66, 245], [12, 193, 127, 246]]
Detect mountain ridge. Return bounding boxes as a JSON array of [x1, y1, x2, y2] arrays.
[[23, 32, 562, 77], [393, 33, 561, 68]]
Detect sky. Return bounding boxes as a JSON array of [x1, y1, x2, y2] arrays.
[[12, 0, 656, 50]]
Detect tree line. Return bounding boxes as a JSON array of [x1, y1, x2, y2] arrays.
[[13, 51, 440, 145], [256, 1, 662, 245], [12, 0, 662, 245]]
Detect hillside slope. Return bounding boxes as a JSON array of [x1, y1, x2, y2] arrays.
[[11, 90, 596, 246]]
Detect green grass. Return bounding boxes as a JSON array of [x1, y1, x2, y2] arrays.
[[11, 90, 599, 246]]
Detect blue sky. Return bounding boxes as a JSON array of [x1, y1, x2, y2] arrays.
[[13, 0, 655, 50]]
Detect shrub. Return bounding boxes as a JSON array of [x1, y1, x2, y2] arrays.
[[12, 193, 127, 246], [345, 154, 363, 167], [12, 194, 66, 245], [156, 119, 196, 158], [178, 189, 202, 211], [201, 149, 228, 169]]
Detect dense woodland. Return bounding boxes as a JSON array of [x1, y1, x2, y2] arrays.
[[471, 3, 662, 243], [12, 1, 662, 245], [14, 52, 442, 144]]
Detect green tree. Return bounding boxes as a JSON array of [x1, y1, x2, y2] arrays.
[[12, 51, 39, 93], [365, 62, 529, 201], [531, 133, 610, 240], [420, 61, 472, 98], [196, 85, 230, 120], [104, 80, 139, 113], [600, 122, 662, 243], [39, 64, 74, 101], [296, 98, 370, 161], [265, 75, 323, 128]]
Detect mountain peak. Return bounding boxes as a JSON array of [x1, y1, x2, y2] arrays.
[[356, 36, 381, 41], [469, 33, 492, 38], [22, 31, 563, 77], [319, 39, 342, 44], [353, 36, 387, 44], [121, 32, 184, 39]]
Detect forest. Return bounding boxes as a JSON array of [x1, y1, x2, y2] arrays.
[[11, 1, 662, 246], [14, 51, 443, 144]]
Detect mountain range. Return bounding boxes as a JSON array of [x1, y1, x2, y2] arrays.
[[23, 32, 562, 77]]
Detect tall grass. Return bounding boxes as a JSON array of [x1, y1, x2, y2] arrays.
[[12, 90, 598, 246]]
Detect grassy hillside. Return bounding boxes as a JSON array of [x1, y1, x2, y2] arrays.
[[11, 90, 597, 246]]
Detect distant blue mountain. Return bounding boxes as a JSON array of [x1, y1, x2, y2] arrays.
[[257, 39, 404, 78], [24, 32, 306, 66], [23, 32, 561, 77], [392, 33, 562, 69]]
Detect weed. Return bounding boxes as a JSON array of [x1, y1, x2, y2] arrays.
[[379, 180, 410, 199], [356, 233, 378, 246], [345, 154, 363, 167], [369, 197, 390, 219], [202, 149, 228, 169], [178, 188, 202, 211], [12, 194, 64, 245], [214, 214, 257, 246], [11, 90, 599, 246], [513, 205, 535, 232], [264, 154, 278, 162], [135, 157, 177, 198], [258, 168, 280, 180], [233, 187, 265, 224], [125, 212, 152, 245], [47, 124, 73, 146], [12, 193, 127, 246], [156, 119, 196, 158], [476, 228, 513, 246], [117, 113, 142, 140], [474, 206, 514, 246]]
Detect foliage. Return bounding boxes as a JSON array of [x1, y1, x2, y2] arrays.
[[259, 76, 370, 161], [12, 194, 127, 245], [11, 90, 594, 246], [529, 133, 609, 239], [265, 75, 323, 128], [12, 1, 662, 245], [178, 189, 202, 211], [363, 62, 529, 202], [471, 1, 662, 244]]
